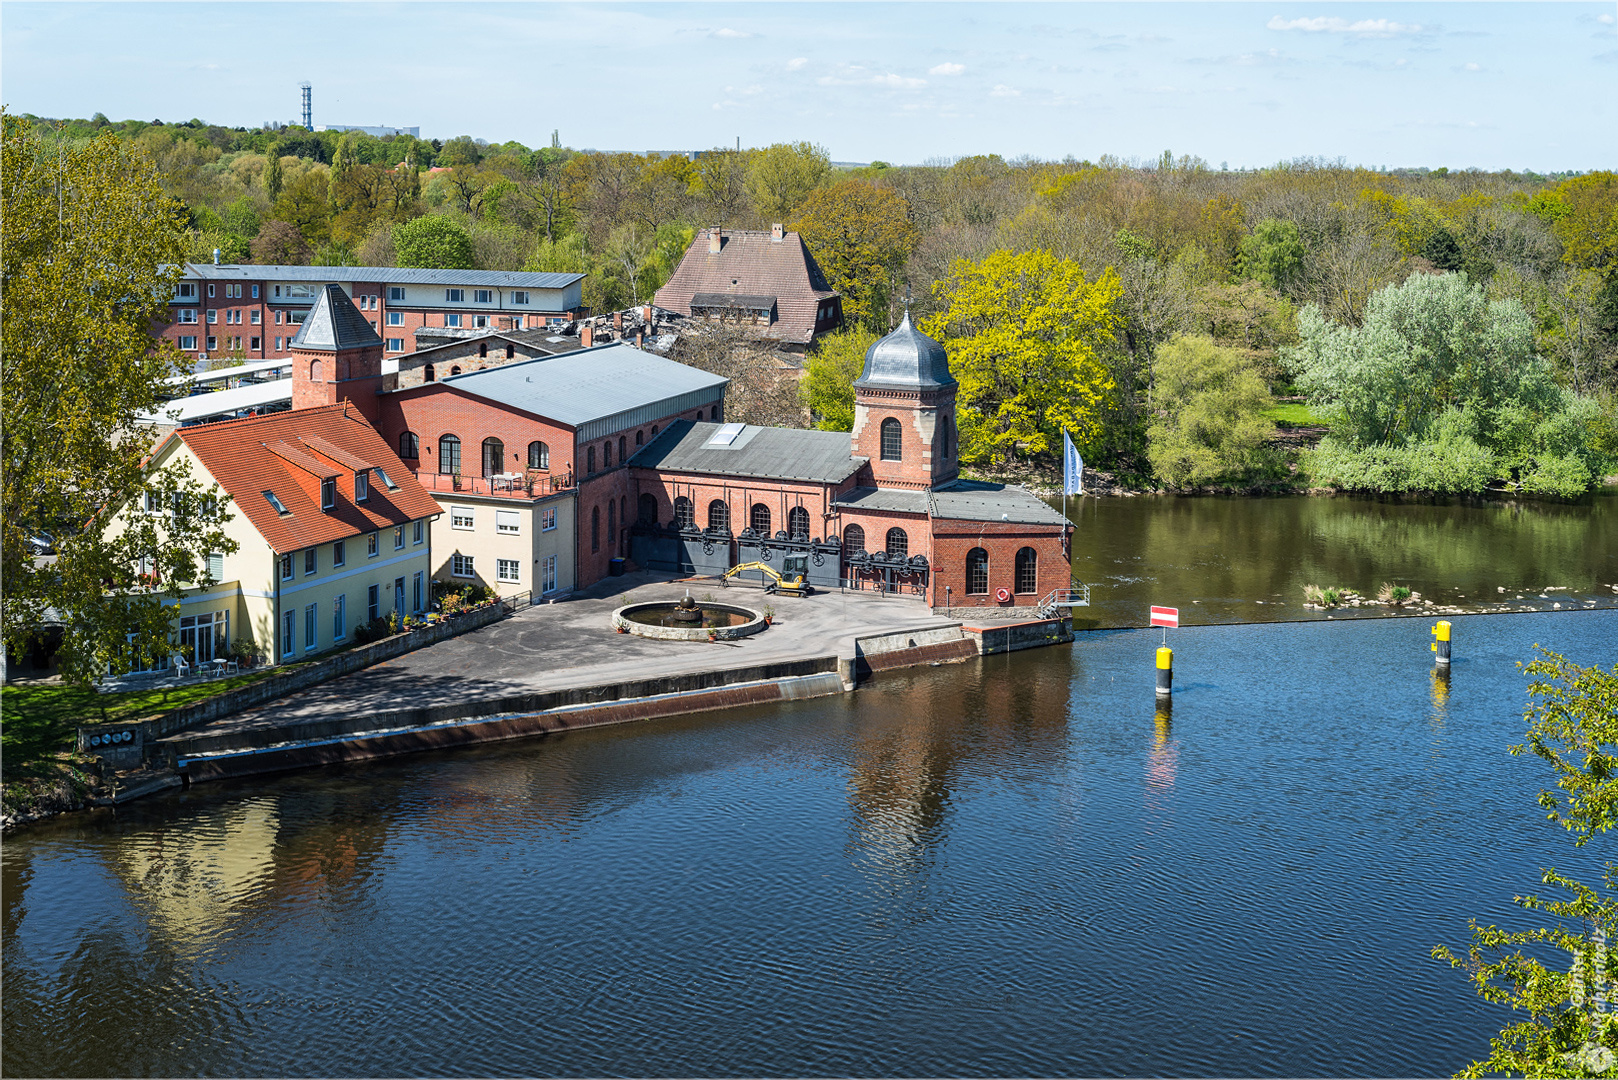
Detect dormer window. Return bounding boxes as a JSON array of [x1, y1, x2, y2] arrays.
[[321, 477, 336, 510], [264, 490, 291, 516], [355, 470, 370, 503]]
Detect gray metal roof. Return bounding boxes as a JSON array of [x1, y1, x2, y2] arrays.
[[175, 263, 586, 290], [435, 344, 728, 433], [631, 419, 866, 484], [288, 284, 384, 352], [928, 480, 1070, 526], [833, 487, 930, 515], [855, 309, 956, 390], [137, 378, 291, 424]]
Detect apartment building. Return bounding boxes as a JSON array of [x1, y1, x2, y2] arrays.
[[160, 264, 587, 362]]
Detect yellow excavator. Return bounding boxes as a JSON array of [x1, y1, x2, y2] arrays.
[[719, 561, 815, 597]]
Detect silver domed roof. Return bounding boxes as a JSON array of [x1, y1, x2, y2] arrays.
[[854, 310, 955, 390]]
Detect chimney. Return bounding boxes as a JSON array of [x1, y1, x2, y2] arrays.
[[581, 325, 593, 348], [213, 247, 221, 265], [708, 228, 722, 254], [771, 223, 783, 242], [642, 305, 653, 324], [614, 310, 623, 332]]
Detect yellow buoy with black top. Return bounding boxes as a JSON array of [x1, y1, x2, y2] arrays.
[[1431, 620, 1451, 665], [1156, 646, 1173, 696]]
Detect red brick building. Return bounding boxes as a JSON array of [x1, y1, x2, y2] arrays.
[[159, 263, 586, 363]]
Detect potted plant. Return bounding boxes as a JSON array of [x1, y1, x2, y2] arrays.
[[763, 604, 775, 626], [451, 472, 463, 491]]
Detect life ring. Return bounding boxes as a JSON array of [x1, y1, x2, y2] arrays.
[[995, 587, 1011, 603]]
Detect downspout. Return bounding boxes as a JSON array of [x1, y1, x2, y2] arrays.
[[271, 545, 281, 665]]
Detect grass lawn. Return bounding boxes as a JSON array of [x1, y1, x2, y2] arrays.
[[1, 671, 271, 781], [1266, 402, 1328, 427]]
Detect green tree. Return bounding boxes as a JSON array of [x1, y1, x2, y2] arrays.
[[393, 214, 474, 269], [251, 219, 311, 265], [921, 248, 1123, 465], [1145, 335, 1278, 487], [2, 115, 236, 683], [271, 169, 332, 244], [801, 327, 879, 430], [437, 135, 483, 168], [790, 179, 918, 331], [1435, 649, 1618, 1078], [263, 146, 283, 199], [1240, 218, 1306, 292], [745, 141, 831, 222]]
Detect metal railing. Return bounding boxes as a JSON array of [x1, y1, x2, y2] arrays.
[[1037, 582, 1091, 618], [412, 470, 575, 499]]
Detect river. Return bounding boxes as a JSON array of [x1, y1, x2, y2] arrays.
[[3, 495, 1616, 1077]]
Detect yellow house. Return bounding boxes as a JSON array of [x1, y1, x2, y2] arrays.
[[119, 402, 442, 668], [434, 488, 577, 600]]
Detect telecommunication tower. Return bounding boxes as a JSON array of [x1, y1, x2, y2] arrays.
[[300, 82, 312, 129]]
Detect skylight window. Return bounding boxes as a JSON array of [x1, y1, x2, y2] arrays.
[[706, 423, 746, 447], [263, 490, 290, 515], [373, 465, 398, 491]]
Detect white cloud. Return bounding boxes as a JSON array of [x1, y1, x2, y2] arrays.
[[875, 72, 926, 88], [1600, 12, 1616, 24], [709, 27, 753, 39], [990, 83, 1021, 97], [817, 68, 926, 89], [929, 62, 965, 76], [1463, 61, 1481, 71], [1267, 16, 1424, 36], [786, 57, 807, 70]]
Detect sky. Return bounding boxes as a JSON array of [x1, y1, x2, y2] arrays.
[[2, 2, 1614, 170]]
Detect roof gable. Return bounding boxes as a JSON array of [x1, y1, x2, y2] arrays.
[[289, 284, 384, 352], [653, 229, 837, 345]]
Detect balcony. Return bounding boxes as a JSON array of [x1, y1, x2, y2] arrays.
[[412, 469, 575, 500]]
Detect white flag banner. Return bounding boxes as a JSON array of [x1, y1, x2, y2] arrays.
[[1063, 430, 1084, 497]]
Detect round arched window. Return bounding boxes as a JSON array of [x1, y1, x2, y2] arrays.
[[885, 528, 908, 559], [880, 418, 902, 461], [843, 524, 865, 554]]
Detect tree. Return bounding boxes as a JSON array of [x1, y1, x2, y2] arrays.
[[1547, 172, 1618, 277], [271, 169, 332, 244], [801, 327, 879, 430], [436, 135, 483, 168], [251, 219, 311, 264], [745, 142, 831, 222], [790, 179, 918, 331], [263, 147, 284, 199], [1240, 218, 1306, 291], [2, 114, 236, 683], [921, 248, 1123, 465], [393, 214, 474, 269], [673, 323, 806, 428], [1145, 335, 1277, 488], [693, 148, 751, 224], [1434, 649, 1618, 1078]]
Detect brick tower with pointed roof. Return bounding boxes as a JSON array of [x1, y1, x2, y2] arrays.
[[850, 308, 959, 490], [290, 284, 386, 429]]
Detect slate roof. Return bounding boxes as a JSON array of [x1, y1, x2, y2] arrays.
[[928, 480, 1070, 526], [172, 404, 441, 554], [855, 309, 956, 391], [833, 487, 930, 515], [630, 419, 866, 484], [175, 264, 585, 290], [653, 229, 837, 346], [288, 284, 384, 352], [432, 344, 728, 430], [402, 328, 582, 362]]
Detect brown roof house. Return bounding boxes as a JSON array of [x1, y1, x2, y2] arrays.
[[653, 225, 842, 351]]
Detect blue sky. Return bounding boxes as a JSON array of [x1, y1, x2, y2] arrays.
[[3, 2, 1614, 169]]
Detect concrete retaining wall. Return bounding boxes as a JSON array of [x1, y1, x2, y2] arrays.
[[851, 624, 977, 678], [178, 670, 847, 783], [963, 617, 1073, 655]]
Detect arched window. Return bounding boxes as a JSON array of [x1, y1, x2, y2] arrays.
[[942, 414, 952, 459], [1015, 547, 1038, 594], [607, 500, 616, 548], [885, 527, 908, 559], [788, 506, 810, 541], [587, 446, 596, 474], [707, 499, 730, 532], [620, 497, 627, 549], [591, 506, 600, 552], [843, 524, 865, 553], [651, 425, 659, 437], [750, 503, 772, 535], [505, 343, 514, 359], [965, 547, 989, 595], [450, 365, 461, 377], [673, 496, 695, 529], [438, 434, 461, 474], [603, 441, 612, 469], [619, 435, 627, 463], [636, 430, 644, 447], [399, 431, 419, 459], [639, 493, 658, 524], [528, 441, 548, 469], [310, 359, 322, 382], [481, 437, 504, 477], [424, 364, 435, 382], [880, 418, 903, 461], [712, 403, 722, 423], [479, 342, 488, 358]]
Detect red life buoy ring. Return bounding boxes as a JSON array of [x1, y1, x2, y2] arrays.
[[995, 587, 1011, 603]]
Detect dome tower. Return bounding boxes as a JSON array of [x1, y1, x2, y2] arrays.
[[850, 309, 959, 490]]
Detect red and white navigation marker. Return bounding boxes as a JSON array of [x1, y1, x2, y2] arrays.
[[1150, 606, 1179, 695], [1149, 606, 1179, 628]]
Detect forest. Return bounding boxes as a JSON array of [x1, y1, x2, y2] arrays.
[[23, 112, 1618, 495]]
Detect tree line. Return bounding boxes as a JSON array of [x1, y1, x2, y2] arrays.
[[20, 112, 1618, 493]]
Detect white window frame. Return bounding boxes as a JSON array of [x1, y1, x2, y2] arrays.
[[176, 282, 198, 300], [496, 509, 520, 535], [321, 477, 336, 510], [333, 594, 347, 641], [355, 471, 369, 503], [540, 506, 556, 532], [367, 532, 379, 557], [207, 284, 215, 298], [333, 539, 345, 567], [387, 311, 403, 326], [451, 506, 475, 531], [206, 309, 217, 324], [280, 553, 294, 581], [387, 338, 404, 352], [444, 313, 462, 328], [304, 603, 318, 652], [451, 553, 475, 578], [413, 520, 424, 544], [497, 558, 520, 583], [541, 554, 557, 594], [473, 315, 489, 329], [282, 608, 296, 656], [389, 287, 405, 302], [512, 290, 529, 305], [179, 335, 198, 350], [304, 548, 317, 576], [252, 284, 260, 299], [394, 526, 405, 550], [251, 310, 261, 324], [177, 308, 197, 324], [445, 288, 464, 302], [206, 335, 217, 351]]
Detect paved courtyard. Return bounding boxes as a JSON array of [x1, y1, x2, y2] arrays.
[[171, 570, 955, 739]]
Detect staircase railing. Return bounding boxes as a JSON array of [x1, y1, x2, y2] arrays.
[[1036, 582, 1092, 618]]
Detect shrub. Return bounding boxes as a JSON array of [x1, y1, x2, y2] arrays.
[[1146, 335, 1280, 488]]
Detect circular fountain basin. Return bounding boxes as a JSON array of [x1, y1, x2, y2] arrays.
[[612, 601, 767, 641]]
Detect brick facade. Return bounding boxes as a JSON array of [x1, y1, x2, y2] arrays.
[[850, 385, 959, 490], [929, 520, 1069, 610]]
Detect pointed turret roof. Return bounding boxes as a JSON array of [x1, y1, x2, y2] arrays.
[[288, 284, 384, 352], [854, 309, 955, 391]]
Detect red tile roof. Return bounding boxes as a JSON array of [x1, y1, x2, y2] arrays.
[[173, 404, 441, 553], [653, 229, 838, 346]]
